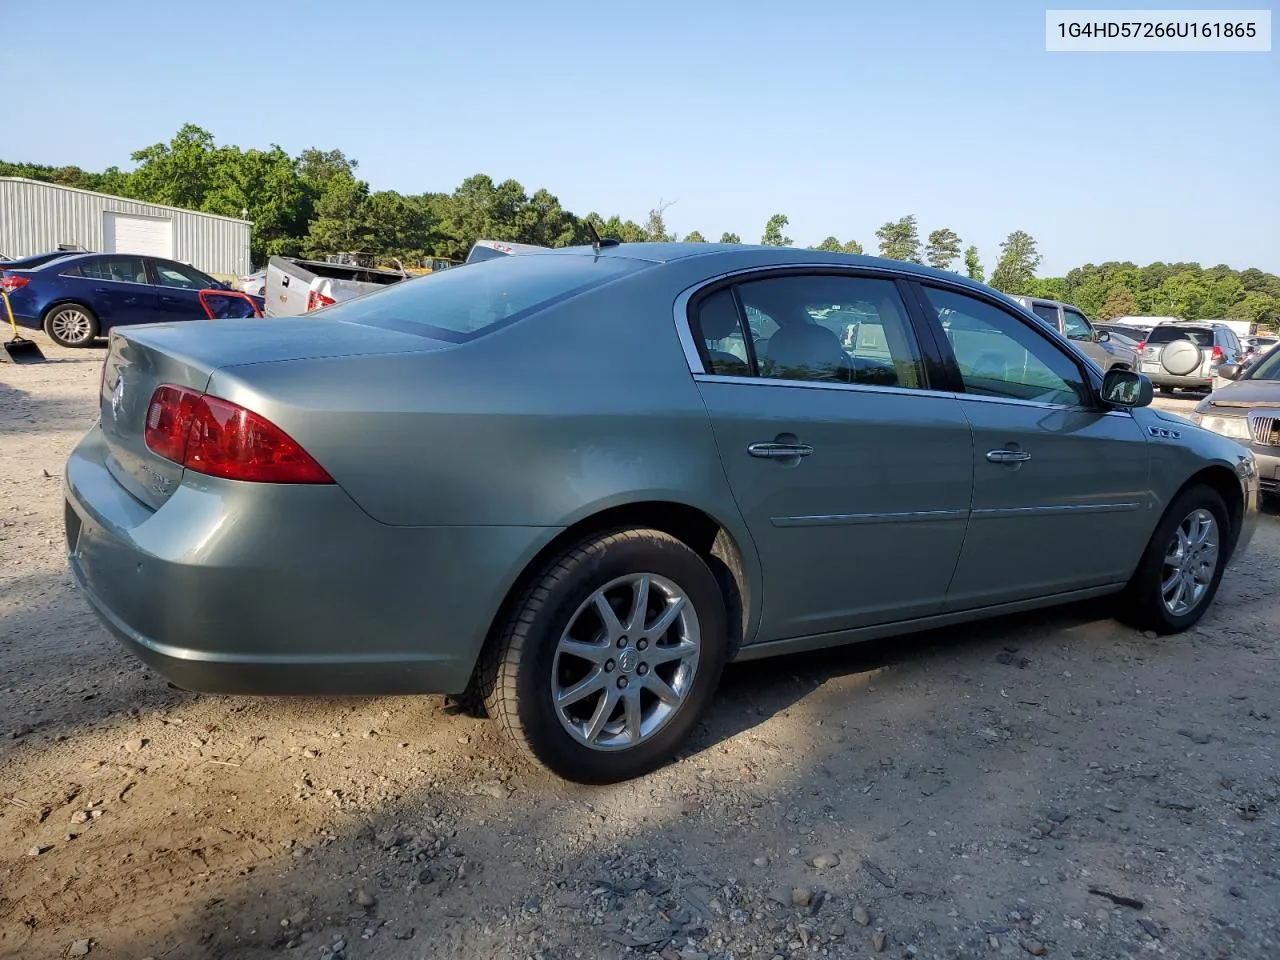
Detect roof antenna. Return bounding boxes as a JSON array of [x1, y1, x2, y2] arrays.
[[584, 219, 621, 254]]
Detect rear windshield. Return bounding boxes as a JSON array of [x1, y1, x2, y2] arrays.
[[328, 253, 645, 342], [1147, 326, 1214, 346]]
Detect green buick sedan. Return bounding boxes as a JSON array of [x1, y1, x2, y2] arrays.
[[65, 243, 1260, 783]]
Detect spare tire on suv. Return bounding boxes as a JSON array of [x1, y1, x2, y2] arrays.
[[1160, 338, 1203, 376]]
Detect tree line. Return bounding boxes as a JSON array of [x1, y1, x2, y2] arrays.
[[3, 124, 1276, 326]]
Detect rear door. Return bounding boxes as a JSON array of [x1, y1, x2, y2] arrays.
[[148, 259, 216, 321], [61, 256, 159, 328], [687, 269, 974, 642], [912, 282, 1152, 608]]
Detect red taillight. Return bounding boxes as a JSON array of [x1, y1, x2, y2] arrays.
[[306, 290, 336, 311], [1136, 340, 1146, 353], [1211, 345, 1224, 361], [0, 274, 30, 292], [144, 384, 333, 484]]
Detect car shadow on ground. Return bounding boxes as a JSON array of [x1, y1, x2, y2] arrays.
[[5, 545, 1276, 959]]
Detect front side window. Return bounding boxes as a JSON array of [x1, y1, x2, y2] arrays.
[[153, 261, 211, 289], [734, 274, 926, 387], [79, 257, 147, 284], [1247, 344, 1280, 380], [922, 286, 1090, 407], [1062, 309, 1092, 341]]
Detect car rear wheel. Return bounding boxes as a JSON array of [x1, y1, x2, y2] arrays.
[[1117, 484, 1230, 634], [44, 304, 99, 347], [479, 528, 728, 783]]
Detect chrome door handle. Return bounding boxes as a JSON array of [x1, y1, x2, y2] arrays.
[[986, 449, 1032, 464], [748, 442, 814, 460]]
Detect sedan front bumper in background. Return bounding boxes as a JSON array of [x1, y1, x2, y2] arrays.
[[64, 423, 556, 696]]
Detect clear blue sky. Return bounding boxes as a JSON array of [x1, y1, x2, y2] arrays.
[[3, 0, 1276, 275]]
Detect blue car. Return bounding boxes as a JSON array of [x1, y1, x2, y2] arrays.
[[0, 252, 265, 347]]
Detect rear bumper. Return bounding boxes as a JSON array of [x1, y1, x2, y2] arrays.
[[64, 423, 558, 696], [1147, 373, 1212, 390]]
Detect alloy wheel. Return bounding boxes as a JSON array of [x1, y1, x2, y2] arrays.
[[1160, 507, 1219, 616], [48, 307, 93, 345], [551, 573, 701, 751]]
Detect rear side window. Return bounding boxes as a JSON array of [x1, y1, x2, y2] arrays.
[[1029, 303, 1060, 327], [330, 254, 645, 342], [78, 257, 147, 284], [1147, 326, 1214, 347], [692, 288, 752, 376]]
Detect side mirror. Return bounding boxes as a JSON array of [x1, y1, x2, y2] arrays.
[[1096, 330, 1110, 343], [1216, 363, 1241, 381], [1101, 368, 1152, 408]]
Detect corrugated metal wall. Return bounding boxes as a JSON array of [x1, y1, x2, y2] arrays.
[[0, 178, 251, 277]]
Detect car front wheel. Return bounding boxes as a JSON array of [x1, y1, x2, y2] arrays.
[[1117, 484, 1230, 634], [480, 528, 728, 783]]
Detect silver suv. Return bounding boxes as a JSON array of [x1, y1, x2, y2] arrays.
[[1139, 321, 1244, 394], [1011, 296, 1139, 372]]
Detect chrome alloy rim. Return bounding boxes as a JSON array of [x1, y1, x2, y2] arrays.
[[49, 307, 93, 344], [552, 573, 701, 751], [1161, 508, 1219, 616]]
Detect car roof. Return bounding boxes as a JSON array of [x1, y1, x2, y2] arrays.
[[532, 241, 1007, 295]]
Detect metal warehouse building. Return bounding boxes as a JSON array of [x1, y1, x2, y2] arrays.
[[0, 177, 251, 279]]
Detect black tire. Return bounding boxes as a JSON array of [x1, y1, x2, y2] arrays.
[[1116, 484, 1231, 634], [479, 528, 728, 784], [43, 303, 99, 347]]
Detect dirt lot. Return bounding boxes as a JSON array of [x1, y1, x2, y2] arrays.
[[2, 333, 1278, 960]]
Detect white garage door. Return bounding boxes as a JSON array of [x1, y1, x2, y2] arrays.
[[103, 212, 173, 258]]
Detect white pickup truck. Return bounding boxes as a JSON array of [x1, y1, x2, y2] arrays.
[[263, 255, 409, 317]]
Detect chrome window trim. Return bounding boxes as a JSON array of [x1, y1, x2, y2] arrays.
[[672, 262, 1144, 422], [692, 372, 952, 401], [692, 372, 1133, 418], [672, 261, 946, 377], [63, 276, 153, 289]]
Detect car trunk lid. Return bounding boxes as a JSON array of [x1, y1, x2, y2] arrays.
[[98, 318, 442, 510]]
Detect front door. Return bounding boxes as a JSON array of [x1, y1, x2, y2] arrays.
[[148, 259, 217, 322], [688, 272, 974, 642], [915, 283, 1152, 609]]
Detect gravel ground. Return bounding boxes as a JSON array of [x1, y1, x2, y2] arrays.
[[2, 333, 1278, 960]]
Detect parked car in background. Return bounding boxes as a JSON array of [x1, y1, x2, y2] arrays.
[[264, 255, 407, 316], [1095, 322, 1149, 347], [1010, 295, 1139, 372], [238, 268, 267, 298], [1242, 335, 1277, 364], [0, 250, 87, 272], [1137, 321, 1245, 394], [464, 239, 549, 263], [1, 252, 263, 346], [1192, 344, 1280, 503], [66, 243, 1258, 783]]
